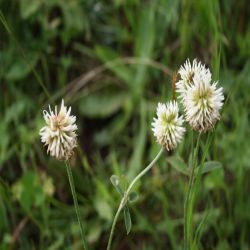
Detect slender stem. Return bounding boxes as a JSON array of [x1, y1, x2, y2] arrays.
[[184, 134, 201, 250], [189, 133, 212, 248], [106, 198, 126, 250], [107, 148, 164, 250], [65, 161, 88, 250], [191, 133, 213, 201], [127, 148, 163, 194]]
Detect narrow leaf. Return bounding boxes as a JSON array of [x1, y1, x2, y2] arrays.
[[201, 161, 222, 174], [123, 205, 132, 234], [167, 156, 189, 175], [128, 192, 139, 203], [110, 175, 123, 196]]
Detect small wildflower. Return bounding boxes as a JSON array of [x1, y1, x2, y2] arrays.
[[184, 75, 224, 132], [40, 99, 77, 160], [176, 58, 211, 99], [152, 101, 185, 151], [177, 59, 224, 132]]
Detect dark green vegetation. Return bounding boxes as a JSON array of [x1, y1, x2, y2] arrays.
[[1, 0, 250, 249]]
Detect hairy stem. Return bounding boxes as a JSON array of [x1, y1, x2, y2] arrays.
[[184, 134, 201, 250], [107, 148, 164, 250]]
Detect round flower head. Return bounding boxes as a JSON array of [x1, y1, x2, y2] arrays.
[[176, 58, 211, 99], [152, 101, 185, 151], [184, 75, 224, 132], [40, 99, 77, 160]]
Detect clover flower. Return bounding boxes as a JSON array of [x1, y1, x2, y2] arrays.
[[176, 58, 211, 99], [177, 59, 224, 132], [152, 101, 185, 151], [40, 99, 77, 160], [184, 75, 224, 132]]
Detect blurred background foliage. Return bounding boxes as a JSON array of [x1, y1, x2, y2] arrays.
[[0, 0, 250, 249]]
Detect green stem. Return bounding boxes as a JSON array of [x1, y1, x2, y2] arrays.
[[184, 134, 201, 250], [107, 148, 164, 250], [106, 197, 126, 250], [191, 133, 213, 247], [191, 133, 213, 202], [65, 161, 88, 250]]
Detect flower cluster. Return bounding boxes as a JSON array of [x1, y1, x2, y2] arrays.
[[176, 59, 224, 132], [40, 99, 77, 161], [151, 59, 224, 150]]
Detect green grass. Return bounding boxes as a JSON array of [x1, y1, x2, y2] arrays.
[[1, 0, 250, 249]]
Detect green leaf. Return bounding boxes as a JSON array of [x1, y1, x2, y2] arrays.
[[110, 175, 120, 186], [201, 161, 222, 174], [204, 169, 224, 190], [128, 192, 138, 203], [167, 156, 189, 175], [110, 175, 123, 196], [123, 205, 132, 234]]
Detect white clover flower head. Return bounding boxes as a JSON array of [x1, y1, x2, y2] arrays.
[[40, 99, 78, 161], [184, 75, 224, 132], [152, 101, 185, 151], [176, 58, 211, 98]]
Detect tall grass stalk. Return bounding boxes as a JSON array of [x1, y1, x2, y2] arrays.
[[65, 161, 88, 250], [184, 133, 201, 250], [190, 133, 214, 249], [107, 148, 163, 250], [184, 132, 214, 249]]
